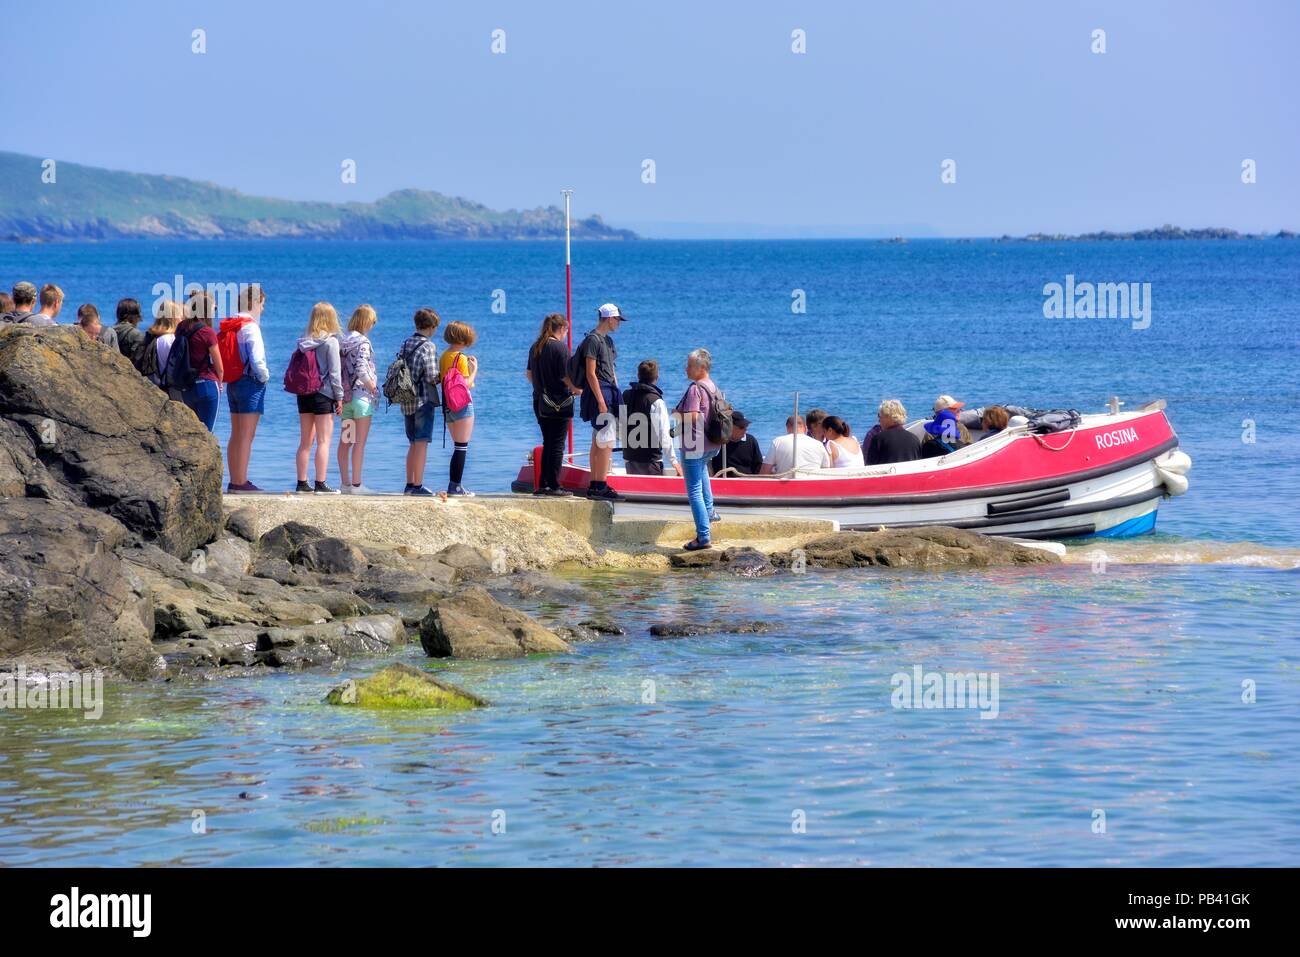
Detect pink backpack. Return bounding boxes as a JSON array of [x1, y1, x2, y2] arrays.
[[283, 347, 322, 396], [442, 352, 471, 413]]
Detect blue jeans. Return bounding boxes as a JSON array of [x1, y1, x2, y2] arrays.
[[183, 379, 219, 432], [683, 455, 715, 543]]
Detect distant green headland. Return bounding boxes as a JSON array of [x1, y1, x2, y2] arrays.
[[1002, 225, 1297, 242], [0, 152, 637, 242]]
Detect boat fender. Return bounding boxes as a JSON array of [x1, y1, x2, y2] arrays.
[[1157, 469, 1189, 497]]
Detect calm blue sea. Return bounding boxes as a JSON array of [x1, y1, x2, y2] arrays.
[[1, 239, 1297, 866]]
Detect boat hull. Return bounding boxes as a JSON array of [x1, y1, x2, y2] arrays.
[[511, 407, 1190, 540]]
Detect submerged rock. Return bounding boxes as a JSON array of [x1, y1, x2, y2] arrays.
[[649, 620, 776, 639], [773, 526, 1060, 570], [324, 663, 486, 710], [0, 326, 223, 558], [420, 586, 573, 659]]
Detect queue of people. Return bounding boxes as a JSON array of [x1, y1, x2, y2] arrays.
[[5, 277, 1013, 543], [1, 280, 477, 498]]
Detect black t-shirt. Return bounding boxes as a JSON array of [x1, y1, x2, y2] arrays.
[[527, 338, 574, 419], [866, 426, 922, 465], [576, 330, 617, 387], [710, 433, 764, 475]]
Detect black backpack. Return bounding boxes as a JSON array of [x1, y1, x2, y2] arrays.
[[138, 334, 161, 382], [162, 323, 200, 392], [565, 341, 588, 392]]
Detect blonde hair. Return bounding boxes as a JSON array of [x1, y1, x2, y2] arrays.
[[305, 302, 340, 338], [879, 399, 908, 425], [444, 321, 477, 347], [148, 309, 179, 336], [40, 284, 64, 308], [155, 300, 184, 323], [348, 304, 377, 334]]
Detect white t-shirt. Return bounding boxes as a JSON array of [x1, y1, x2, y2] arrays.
[[764, 433, 831, 473]]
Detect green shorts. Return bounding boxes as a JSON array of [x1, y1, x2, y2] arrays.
[[341, 396, 375, 419]]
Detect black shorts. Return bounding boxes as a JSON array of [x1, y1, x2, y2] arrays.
[[296, 393, 335, 415]]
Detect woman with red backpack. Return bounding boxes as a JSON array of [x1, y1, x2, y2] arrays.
[[439, 321, 478, 496], [288, 302, 344, 494]]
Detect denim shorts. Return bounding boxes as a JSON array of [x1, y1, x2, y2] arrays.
[[228, 376, 266, 414], [444, 400, 475, 424], [342, 396, 375, 419], [404, 401, 436, 442]]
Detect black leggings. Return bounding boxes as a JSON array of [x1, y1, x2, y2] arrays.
[[537, 416, 570, 489]]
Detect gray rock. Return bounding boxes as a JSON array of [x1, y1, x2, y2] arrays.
[[256, 521, 328, 561], [254, 614, 406, 668], [293, 536, 366, 575], [201, 536, 253, 581], [649, 620, 776, 639], [420, 586, 573, 659], [224, 506, 260, 542], [432, 543, 497, 579], [772, 526, 1060, 570], [0, 326, 223, 558], [0, 500, 156, 678]]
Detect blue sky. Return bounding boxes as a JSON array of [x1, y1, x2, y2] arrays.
[[2, 0, 1296, 237]]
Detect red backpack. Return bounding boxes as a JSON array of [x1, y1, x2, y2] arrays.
[[283, 347, 322, 395], [216, 317, 251, 384]]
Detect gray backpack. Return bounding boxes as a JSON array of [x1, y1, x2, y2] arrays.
[[382, 341, 419, 410]]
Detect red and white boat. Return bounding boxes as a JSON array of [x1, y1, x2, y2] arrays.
[[512, 401, 1191, 540]]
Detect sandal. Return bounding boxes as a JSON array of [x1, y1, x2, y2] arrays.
[[683, 539, 712, 551]]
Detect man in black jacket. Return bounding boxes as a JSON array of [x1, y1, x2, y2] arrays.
[[710, 411, 763, 475]]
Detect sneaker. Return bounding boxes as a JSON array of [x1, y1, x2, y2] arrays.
[[295, 480, 312, 494], [541, 487, 574, 497], [314, 482, 340, 495], [351, 484, 373, 495], [402, 484, 415, 495], [710, 512, 722, 523], [447, 484, 475, 497], [409, 485, 435, 496], [340, 484, 354, 495], [587, 485, 624, 501], [226, 482, 262, 494]]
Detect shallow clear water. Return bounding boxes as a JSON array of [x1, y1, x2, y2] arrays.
[[2, 564, 1297, 867], [1, 240, 1297, 865]]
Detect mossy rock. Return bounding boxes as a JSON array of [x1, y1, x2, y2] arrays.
[[324, 663, 486, 711]]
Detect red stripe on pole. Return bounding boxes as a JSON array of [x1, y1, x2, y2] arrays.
[[565, 261, 573, 460]]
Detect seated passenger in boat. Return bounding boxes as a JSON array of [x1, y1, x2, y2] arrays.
[[710, 411, 763, 475], [920, 394, 972, 458], [978, 405, 1009, 439], [804, 408, 829, 445], [761, 415, 830, 474], [865, 399, 921, 465], [823, 416, 865, 468]]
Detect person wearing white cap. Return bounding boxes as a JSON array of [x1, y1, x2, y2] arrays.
[[574, 303, 627, 500]]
